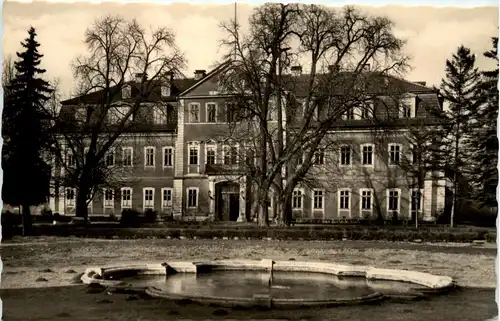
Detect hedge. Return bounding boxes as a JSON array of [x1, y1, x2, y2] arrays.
[[4, 224, 495, 243]]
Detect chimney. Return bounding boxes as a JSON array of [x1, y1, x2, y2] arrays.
[[135, 72, 147, 83], [291, 65, 302, 76], [161, 72, 173, 98], [414, 81, 427, 87], [194, 70, 206, 80], [328, 65, 340, 73]]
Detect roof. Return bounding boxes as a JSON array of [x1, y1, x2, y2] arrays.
[[61, 78, 197, 106]]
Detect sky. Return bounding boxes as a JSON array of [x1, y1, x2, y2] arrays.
[[2, 1, 498, 98]]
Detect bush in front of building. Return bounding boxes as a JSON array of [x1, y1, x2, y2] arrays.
[[120, 209, 142, 227], [143, 209, 158, 223]]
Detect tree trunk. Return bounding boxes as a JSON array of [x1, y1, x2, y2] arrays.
[[21, 204, 32, 236], [258, 199, 269, 227], [450, 172, 458, 228], [282, 190, 293, 226], [75, 188, 89, 224]]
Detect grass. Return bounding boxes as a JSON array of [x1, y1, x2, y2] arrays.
[[0, 237, 497, 320]]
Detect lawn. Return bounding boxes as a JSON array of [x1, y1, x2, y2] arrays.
[[0, 237, 497, 321]]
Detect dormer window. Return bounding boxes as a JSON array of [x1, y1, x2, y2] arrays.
[[153, 106, 167, 124], [399, 95, 416, 118], [161, 85, 171, 98], [108, 106, 133, 124], [122, 85, 131, 99]]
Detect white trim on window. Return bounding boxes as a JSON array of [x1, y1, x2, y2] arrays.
[[359, 188, 374, 217], [188, 102, 201, 123], [121, 187, 132, 209], [311, 189, 325, 212], [313, 150, 325, 166], [386, 188, 401, 218], [122, 147, 133, 167], [206, 102, 218, 123], [338, 188, 351, 218], [105, 148, 115, 167], [162, 146, 174, 168], [388, 143, 402, 166], [409, 188, 424, 219], [143, 187, 155, 211], [103, 188, 115, 209], [292, 188, 304, 210], [222, 143, 239, 165], [360, 144, 375, 167], [339, 145, 352, 167], [144, 146, 156, 168], [188, 142, 200, 166], [65, 188, 76, 208], [205, 144, 217, 165], [161, 188, 173, 209], [153, 105, 168, 124], [186, 187, 199, 208]]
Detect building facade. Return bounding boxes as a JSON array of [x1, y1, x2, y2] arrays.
[[50, 62, 447, 223]]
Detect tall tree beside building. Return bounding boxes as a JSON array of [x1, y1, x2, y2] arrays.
[[2, 27, 53, 235], [219, 4, 408, 226], [52, 15, 186, 223], [439, 45, 483, 227], [468, 37, 498, 210]]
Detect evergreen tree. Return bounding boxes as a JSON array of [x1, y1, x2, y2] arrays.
[[468, 37, 498, 209], [2, 27, 52, 235], [439, 45, 482, 227]]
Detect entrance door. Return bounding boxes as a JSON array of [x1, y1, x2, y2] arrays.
[[228, 193, 240, 221]]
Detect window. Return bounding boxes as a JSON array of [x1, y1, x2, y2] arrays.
[[66, 152, 75, 167], [341, 108, 355, 120], [145, 147, 155, 167], [387, 189, 400, 211], [340, 146, 351, 166], [360, 102, 373, 119], [292, 189, 303, 209], [206, 145, 216, 165], [223, 145, 238, 165], [187, 188, 198, 208], [360, 189, 373, 211], [161, 85, 171, 98], [361, 144, 374, 166], [410, 144, 418, 165], [121, 187, 132, 208], [189, 103, 200, 123], [400, 96, 416, 118], [122, 85, 131, 99], [65, 188, 75, 207], [75, 108, 86, 122], [161, 188, 173, 208], [105, 149, 115, 167], [314, 151, 325, 165], [103, 189, 114, 208], [122, 147, 133, 167], [313, 190, 324, 210], [143, 188, 154, 209], [206, 103, 217, 123], [339, 189, 350, 210], [189, 145, 199, 165], [388, 144, 401, 165], [153, 106, 168, 124], [108, 106, 132, 124], [226, 102, 237, 122], [410, 189, 423, 212], [163, 147, 173, 167]]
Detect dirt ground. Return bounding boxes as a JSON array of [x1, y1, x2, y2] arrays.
[[0, 237, 497, 321]]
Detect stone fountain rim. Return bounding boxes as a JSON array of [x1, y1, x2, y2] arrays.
[[80, 259, 455, 308]]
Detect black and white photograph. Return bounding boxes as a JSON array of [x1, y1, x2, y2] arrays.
[[0, 1, 498, 320]]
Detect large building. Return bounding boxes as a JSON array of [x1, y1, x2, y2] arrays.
[[49, 62, 447, 223]]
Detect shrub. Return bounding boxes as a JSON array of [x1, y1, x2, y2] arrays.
[[143, 209, 158, 223], [120, 209, 141, 227]]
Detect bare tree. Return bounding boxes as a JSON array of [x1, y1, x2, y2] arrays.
[[218, 4, 408, 226], [51, 15, 186, 223]]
